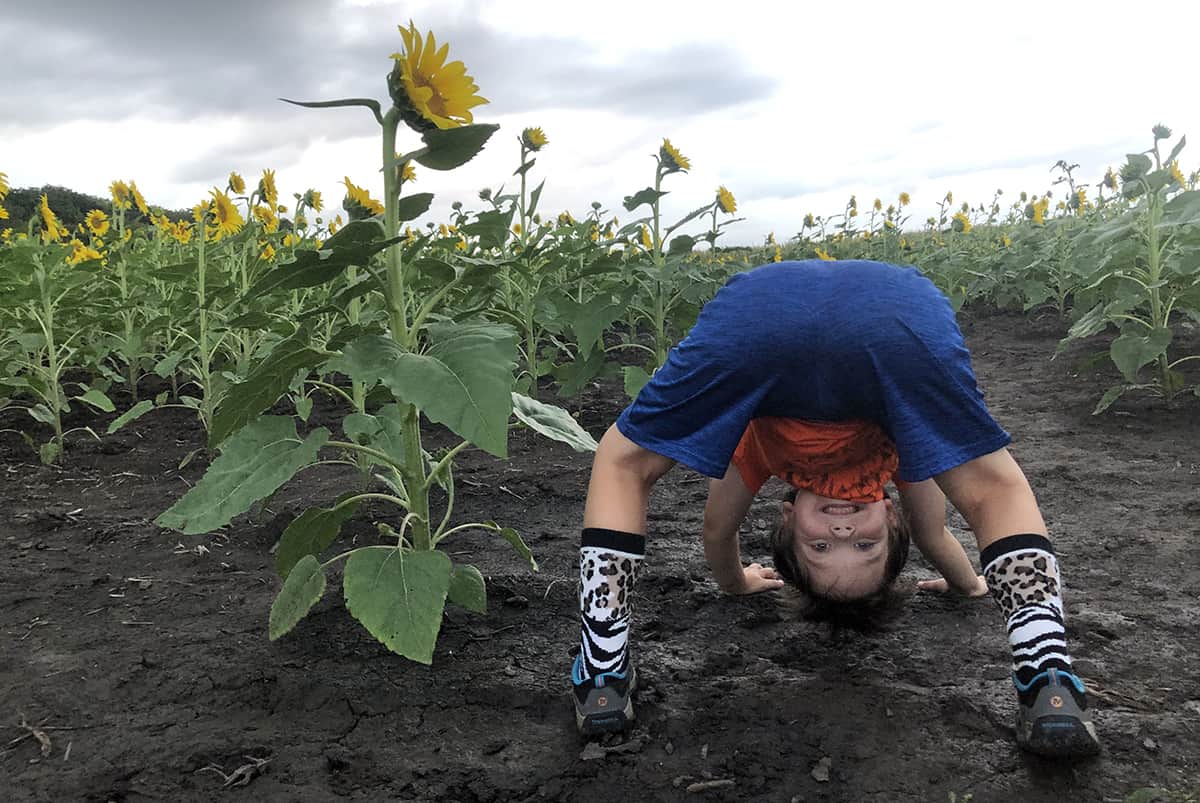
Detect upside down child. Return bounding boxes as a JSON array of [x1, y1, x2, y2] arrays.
[[569, 259, 1100, 758]]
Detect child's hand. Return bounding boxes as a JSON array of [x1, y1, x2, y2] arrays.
[[917, 574, 989, 598], [725, 563, 786, 595]]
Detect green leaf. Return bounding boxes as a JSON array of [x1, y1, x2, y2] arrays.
[[27, 404, 57, 426], [39, 441, 61, 465], [210, 331, 326, 447], [275, 499, 360, 579], [416, 124, 500, 171], [511, 392, 598, 452], [560, 298, 623, 359], [268, 554, 327, 640], [461, 208, 514, 250], [329, 325, 517, 457], [75, 388, 115, 413], [623, 365, 653, 399], [295, 396, 313, 422], [528, 180, 545, 218], [447, 563, 487, 613], [1092, 384, 1127, 415], [343, 547, 452, 664], [156, 417, 329, 534], [1165, 134, 1188, 166], [244, 220, 400, 300], [1159, 189, 1200, 227], [623, 187, 667, 212], [154, 352, 184, 379], [1123, 153, 1152, 181], [668, 234, 696, 256], [396, 192, 434, 223], [1110, 327, 1172, 383], [106, 399, 154, 434], [490, 522, 538, 571], [341, 404, 407, 467]]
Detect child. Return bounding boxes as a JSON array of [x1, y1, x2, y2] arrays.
[[570, 259, 1100, 758]]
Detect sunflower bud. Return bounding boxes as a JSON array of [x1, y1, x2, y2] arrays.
[[479, 187, 493, 201], [1152, 123, 1172, 140]]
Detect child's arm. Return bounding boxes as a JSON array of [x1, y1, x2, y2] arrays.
[[899, 478, 987, 596], [702, 464, 784, 594]]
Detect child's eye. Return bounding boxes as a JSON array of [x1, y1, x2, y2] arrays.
[[812, 542, 829, 552], [855, 542, 875, 550]]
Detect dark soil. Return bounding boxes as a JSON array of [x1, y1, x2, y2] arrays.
[[3, 308, 1200, 802]]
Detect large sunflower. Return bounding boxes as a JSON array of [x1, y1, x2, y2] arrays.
[[659, 139, 690, 173], [342, 177, 385, 219], [39, 194, 68, 242], [716, 186, 737, 214], [388, 21, 488, 132], [86, 209, 110, 237], [258, 169, 278, 208], [208, 189, 245, 241]]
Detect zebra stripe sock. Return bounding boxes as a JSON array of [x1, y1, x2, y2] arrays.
[[576, 527, 645, 682], [981, 534, 1082, 707]]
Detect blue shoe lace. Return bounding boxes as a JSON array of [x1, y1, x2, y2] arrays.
[[1013, 667, 1086, 695], [572, 653, 629, 688]]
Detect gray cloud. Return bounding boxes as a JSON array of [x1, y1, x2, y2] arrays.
[[3, 2, 775, 131]]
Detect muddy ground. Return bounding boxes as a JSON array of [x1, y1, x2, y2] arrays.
[[2, 307, 1199, 802]]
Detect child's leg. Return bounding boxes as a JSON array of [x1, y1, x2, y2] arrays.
[[576, 528, 645, 679], [982, 534, 1099, 755]]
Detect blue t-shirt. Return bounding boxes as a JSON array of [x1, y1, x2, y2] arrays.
[[616, 260, 1011, 483]]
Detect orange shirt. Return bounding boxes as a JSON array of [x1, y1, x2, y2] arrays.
[[731, 417, 899, 503]]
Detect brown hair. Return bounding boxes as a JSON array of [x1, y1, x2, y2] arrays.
[[770, 488, 911, 633]]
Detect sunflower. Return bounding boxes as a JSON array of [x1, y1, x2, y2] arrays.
[[1169, 161, 1186, 187], [0, 205, 8, 221], [86, 209, 110, 236], [873, 198, 882, 212], [1031, 197, 1049, 226], [715, 186, 737, 215], [773, 245, 782, 263], [303, 189, 323, 212], [329, 214, 343, 235], [659, 139, 690, 173], [640, 225, 653, 250], [39, 194, 68, 242], [208, 188, 245, 241], [260, 243, 277, 262], [898, 192, 911, 206], [258, 169, 278, 208], [110, 180, 132, 211], [129, 181, 149, 215], [521, 127, 549, 152], [1103, 168, 1118, 191], [283, 232, 302, 248], [170, 220, 194, 244], [951, 211, 972, 233], [557, 211, 574, 226], [399, 161, 417, 184], [388, 21, 488, 132], [814, 247, 835, 261], [803, 213, 815, 229], [66, 238, 103, 265], [0, 172, 8, 199], [229, 172, 247, 195], [252, 204, 280, 233], [455, 236, 468, 251], [342, 177, 385, 219]]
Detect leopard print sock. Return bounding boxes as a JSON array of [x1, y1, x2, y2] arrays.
[[981, 534, 1082, 707], [577, 527, 645, 682]]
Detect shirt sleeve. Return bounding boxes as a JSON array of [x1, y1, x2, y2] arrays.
[[730, 423, 771, 494]]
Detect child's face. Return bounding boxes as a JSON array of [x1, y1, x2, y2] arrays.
[[782, 490, 895, 600]]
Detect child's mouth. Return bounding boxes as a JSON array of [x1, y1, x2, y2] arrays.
[[821, 503, 860, 515]]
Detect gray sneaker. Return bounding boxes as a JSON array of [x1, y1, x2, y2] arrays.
[[572, 654, 637, 736], [1016, 668, 1100, 757]]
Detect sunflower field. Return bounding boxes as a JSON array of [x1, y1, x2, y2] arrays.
[[4, 18, 1200, 802]]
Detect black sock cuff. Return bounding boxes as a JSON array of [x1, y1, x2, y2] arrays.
[[581, 527, 646, 555], [980, 533, 1055, 570]]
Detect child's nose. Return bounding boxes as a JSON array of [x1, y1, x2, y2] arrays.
[[829, 522, 856, 537]]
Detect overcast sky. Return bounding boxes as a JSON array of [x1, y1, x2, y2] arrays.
[[4, 0, 1198, 246]]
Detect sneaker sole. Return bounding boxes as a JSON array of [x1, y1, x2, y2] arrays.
[[1018, 714, 1101, 758]]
